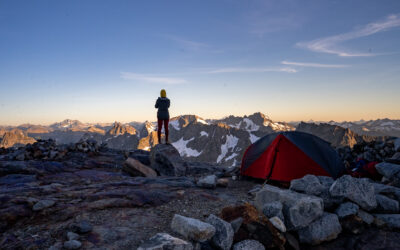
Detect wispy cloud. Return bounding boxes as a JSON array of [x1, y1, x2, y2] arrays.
[[297, 14, 400, 57], [281, 61, 349, 68], [163, 34, 224, 53], [165, 35, 209, 50], [120, 72, 186, 84], [208, 67, 297, 74]]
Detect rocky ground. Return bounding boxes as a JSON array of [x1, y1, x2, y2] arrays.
[[1, 139, 400, 249]]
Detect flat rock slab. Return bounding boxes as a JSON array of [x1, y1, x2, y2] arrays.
[[171, 214, 215, 242], [123, 157, 157, 177], [298, 212, 342, 245]]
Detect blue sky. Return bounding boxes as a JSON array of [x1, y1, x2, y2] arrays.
[[1, 0, 400, 125]]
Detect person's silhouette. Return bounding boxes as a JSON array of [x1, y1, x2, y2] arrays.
[[155, 89, 170, 144]]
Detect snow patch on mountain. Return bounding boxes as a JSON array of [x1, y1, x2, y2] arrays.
[[264, 120, 291, 131], [172, 137, 202, 157], [225, 153, 238, 162], [170, 120, 180, 130], [243, 118, 259, 131], [249, 133, 260, 143], [200, 131, 208, 137], [217, 135, 239, 163], [229, 122, 241, 129], [196, 118, 209, 125]]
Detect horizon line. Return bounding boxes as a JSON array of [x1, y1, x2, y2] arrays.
[[1, 113, 399, 127]]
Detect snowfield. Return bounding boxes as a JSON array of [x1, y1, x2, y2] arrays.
[[249, 133, 260, 143], [243, 118, 260, 131], [172, 137, 202, 157], [217, 135, 239, 163], [196, 118, 209, 125], [169, 120, 180, 130], [200, 131, 209, 137]]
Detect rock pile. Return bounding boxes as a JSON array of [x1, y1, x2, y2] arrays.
[[73, 139, 102, 154], [0, 139, 104, 161], [139, 170, 400, 249], [139, 204, 286, 250], [286, 173, 400, 244], [337, 138, 398, 165]]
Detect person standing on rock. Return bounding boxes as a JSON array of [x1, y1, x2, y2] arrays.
[[155, 89, 170, 144]]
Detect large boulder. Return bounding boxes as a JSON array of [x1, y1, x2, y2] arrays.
[[206, 214, 234, 250], [335, 202, 359, 219], [376, 194, 399, 213], [123, 157, 157, 177], [171, 214, 215, 242], [374, 214, 400, 229], [297, 213, 342, 245], [290, 175, 325, 196], [255, 184, 324, 230], [150, 144, 187, 176], [127, 149, 151, 166], [138, 233, 193, 250], [329, 175, 377, 211], [375, 162, 400, 179]]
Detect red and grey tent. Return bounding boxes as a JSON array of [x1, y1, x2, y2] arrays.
[[241, 131, 344, 182]]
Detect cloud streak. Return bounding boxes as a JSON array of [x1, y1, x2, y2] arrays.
[[120, 72, 186, 84], [297, 14, 400, 57], [281, 61, 349, 68], [208, 67, 297, 74]]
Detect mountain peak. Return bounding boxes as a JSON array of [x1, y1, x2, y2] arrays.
[[0, 129, 36, 148], [107, 122, 137, 136]]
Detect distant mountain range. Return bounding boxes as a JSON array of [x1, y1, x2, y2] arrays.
[[290, 119, 400, 137], [1, 113, 398, 166]]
